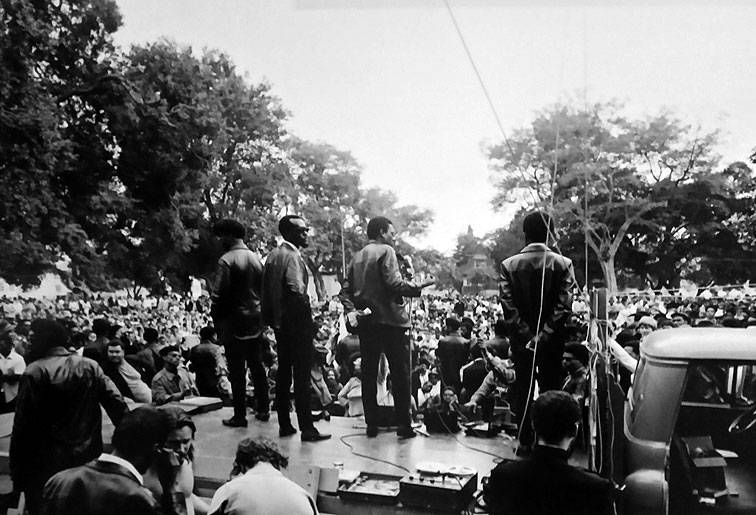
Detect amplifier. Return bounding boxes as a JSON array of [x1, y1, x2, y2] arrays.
[[399, 472, 478, 513]]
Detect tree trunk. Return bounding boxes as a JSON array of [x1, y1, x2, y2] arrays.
[[600, 256, 618, 294]]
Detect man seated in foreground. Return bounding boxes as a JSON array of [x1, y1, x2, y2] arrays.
[[484, 390, 616, 515], [40, 406, 172, 515], [209, 437, 318, 515]]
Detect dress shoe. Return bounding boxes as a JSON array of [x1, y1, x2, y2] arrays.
[[222, 417, 248, 428], [279, 425, 298, 437], [366, 425, 379, 438], [300, 429, 331, 442], [396, 427, 417, 439], [255, 412, 270, 422]]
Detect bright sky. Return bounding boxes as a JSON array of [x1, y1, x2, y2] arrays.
[[114, 0, 756, 253]]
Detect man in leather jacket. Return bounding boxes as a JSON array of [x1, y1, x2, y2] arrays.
[[10, 319, 128, 515], [499, 211, 574, 452], [210, 219, 268, 428], [262, 215, 330, 442], [340, 216, 434, 438]]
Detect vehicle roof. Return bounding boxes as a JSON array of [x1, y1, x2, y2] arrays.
[[642, 327, 756, 361]]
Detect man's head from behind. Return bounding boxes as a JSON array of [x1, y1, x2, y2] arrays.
[[444, 317, 461, 335], [111, 406, 172, 473], [532, 391, 581, 448], [522, 211, 554, 244], [366, 216, 395, 245], [28, 319, 69, 361], [278, 215, 309, 248], [213, 219, 246, 251]]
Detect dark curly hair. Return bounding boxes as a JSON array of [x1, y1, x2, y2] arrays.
[[232, 437, 289, 475]]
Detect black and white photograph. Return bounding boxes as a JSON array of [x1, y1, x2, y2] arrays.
[[1, 0, 756, 514]]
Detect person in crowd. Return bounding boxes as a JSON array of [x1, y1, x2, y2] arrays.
[[561, 342, 590, 405], [0, 326, 25, 414], [464, 345, 516, 414], [39, 406, 172, 515], [499, 211, 574, 454], [151, 345, 198, 405], [338, 357, 364, 417], [210, 219, 269, 428], [143, 406, 209, 515], [459, 343, 488, 404], [189, 326, 230, 399], [418, 367, 442, 408], [435, 317, 470, 393], [11, 319, 128, 515], [423, 385, 467, 433], [340, 216, 435, 439], [102, 339, 152, 403], [82, 317, 110, 365], [132, 327, 164, 384], [410, 358, 431, 404], [262, 215, 330, 442], [208, 437, 318, 515], [484, 391, 616, 515], [635, 315, 657, 345]]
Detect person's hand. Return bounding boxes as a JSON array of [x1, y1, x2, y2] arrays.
[[464, 400, 476, 410]]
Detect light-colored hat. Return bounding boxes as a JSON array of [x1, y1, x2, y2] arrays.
[[637, 316, 657, 329]]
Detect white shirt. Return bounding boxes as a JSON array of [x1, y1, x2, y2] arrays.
[[0, 350, 25, 402], [209, 462, 317, 515], [98, 453, 143, 485]]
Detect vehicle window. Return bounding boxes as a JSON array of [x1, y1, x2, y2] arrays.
[[682, 363, 756, 407], [629, 358, 687, 442]]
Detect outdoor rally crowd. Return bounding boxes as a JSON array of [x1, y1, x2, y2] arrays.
[[0, 213, 755, 515]]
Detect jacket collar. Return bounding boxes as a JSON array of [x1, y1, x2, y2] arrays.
[[282, 240, 301, 256], [97, 453, 144, 485], [532, 444, 570, 462], [46, 346, 73, 357], [521, 242, 550, 253], [229, 242, 248, 251]]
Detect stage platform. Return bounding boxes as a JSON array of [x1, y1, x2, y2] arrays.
[[191, 408, 515, 482], [0, 405, 587, 514]]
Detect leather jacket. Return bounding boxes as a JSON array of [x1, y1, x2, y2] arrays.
[[10, 347, 127, 491], [210, 243, 264, 337], [499, 243, 574, 354], [340, 242, 422, 328], [261, 242, 313, 333]]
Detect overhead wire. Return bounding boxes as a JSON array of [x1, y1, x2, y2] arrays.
[[441, 1, 621, 479]]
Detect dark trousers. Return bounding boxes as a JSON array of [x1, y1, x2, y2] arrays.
[[275, 329, 315, 431], [359, 324, 412, 430], [225, 335, 269, 419], [512, 350, 564, 446]]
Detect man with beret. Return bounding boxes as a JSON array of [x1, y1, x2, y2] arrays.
[[151, 345, 198, 405], [210, 218, 269, 428]]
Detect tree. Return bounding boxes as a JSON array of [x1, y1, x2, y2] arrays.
[[102, 41, 289, 292], [487, 102, 722, 292], [0, 0, 123, 287]]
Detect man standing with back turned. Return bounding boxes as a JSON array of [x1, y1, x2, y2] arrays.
[[262, 215, 330, 442], [340, 216, 434, 438], [499, 211, 574, 454], [211, 219, 269, 428]]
